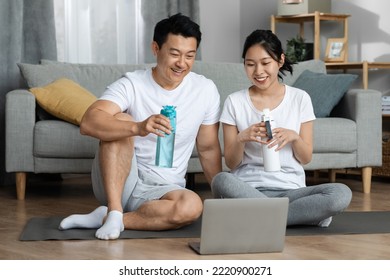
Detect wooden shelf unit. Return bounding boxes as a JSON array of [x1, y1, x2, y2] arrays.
[[270, 11, 350, 61], [325, 61, 390, 90]]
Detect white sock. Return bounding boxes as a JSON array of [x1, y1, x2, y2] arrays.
[[59, 206, 108, 230], [318, 216, 333, 228], [95, 210, 124, 240]]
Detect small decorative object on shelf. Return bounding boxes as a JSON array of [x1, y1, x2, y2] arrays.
[[283, 0, 303, 4], [285, 35, 313, 63], [325, 38, 347, 62], [382, 96, 390, 115], [277, 0, 331, 16]]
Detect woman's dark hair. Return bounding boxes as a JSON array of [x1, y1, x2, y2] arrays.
[[242, 29, 294, 80], [153, 13, 202, 49]]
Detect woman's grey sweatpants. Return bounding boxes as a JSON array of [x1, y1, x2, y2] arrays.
[[211, 172, 352, 226]]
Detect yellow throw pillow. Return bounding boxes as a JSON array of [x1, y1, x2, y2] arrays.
[[29, 78, 97, 125]]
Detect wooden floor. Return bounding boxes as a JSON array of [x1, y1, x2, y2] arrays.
[[1, 173, 390, 260]]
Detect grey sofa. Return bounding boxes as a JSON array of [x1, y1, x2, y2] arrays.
[[6, 59, 382, 199]]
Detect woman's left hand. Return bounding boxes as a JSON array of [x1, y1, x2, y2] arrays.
[[265, 127, 299, 151]]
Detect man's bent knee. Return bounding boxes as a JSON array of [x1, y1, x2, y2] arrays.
[[165, 190, 203, 227]]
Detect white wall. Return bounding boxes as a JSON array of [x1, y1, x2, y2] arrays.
[[199, 0, 241, 62], [331, 0, 390, 95], [239, 0, 275, 56], [199, 0, 274, 62], [333, 0, 390, 62], [199, 0, 390, 94]]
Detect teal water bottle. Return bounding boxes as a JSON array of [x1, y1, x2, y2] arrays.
[[155, 105, 176, 168]]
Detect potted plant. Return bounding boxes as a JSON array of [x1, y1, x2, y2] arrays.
[[285, 35, 313, 63]]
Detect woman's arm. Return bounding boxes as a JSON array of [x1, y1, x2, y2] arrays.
[[269, 121, 313, 165], [291, 121, 313, 165], [223, 122, 265, 169]]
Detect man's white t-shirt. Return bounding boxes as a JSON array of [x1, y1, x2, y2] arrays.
[[220, 85, 315, 190], [100, 68, 220, 187]]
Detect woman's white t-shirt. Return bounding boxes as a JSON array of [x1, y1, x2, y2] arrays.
[[100, 68, 220, 187], [220, 85, 315, 190]]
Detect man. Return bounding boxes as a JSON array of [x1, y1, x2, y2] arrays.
[[59, 13, 222, 240]]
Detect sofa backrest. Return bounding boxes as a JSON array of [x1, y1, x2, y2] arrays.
[[282, 59, 327, 85], [192, 59, 326, 108], [40, 60, 156, 97], [19, 59, 326, 105], [192, 61, 250, 107]]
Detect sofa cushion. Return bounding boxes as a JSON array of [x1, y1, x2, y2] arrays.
[[34, 120, 98, 158], [313, 118, 357, 153], [29, 78, 97, 125], [40, 59, 155, 97], [292, 70, 357, 117], [19, 60, 155, 98], [282, 59, 327, 86], [18, 62, 77, 87]]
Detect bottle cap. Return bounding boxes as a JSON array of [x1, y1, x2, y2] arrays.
[[262, 108, 271, 122], [161, 105, 176, 118]]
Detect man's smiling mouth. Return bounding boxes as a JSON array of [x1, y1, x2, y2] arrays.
[[172, 68, 185, 73]]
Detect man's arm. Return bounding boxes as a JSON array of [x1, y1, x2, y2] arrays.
[[196, 123, 222, 184], [80, 100, 171, 142]]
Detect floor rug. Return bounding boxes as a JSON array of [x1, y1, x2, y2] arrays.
[[20, 211, 390, 241]]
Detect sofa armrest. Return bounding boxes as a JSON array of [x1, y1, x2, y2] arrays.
[[331, 89, 382, 167], [5, 89, 36, 172]]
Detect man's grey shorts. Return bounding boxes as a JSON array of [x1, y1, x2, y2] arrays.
[[91, 150, 184, 212]]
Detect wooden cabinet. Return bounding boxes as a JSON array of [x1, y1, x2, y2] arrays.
[[270, 11, 350, 61]]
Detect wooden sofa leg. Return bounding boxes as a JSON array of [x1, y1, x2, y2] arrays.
[[362, 167, 372, 194], [328, 169, 336, 182], [16, 172, 27, 200]]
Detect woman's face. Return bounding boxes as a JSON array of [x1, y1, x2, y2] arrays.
[[244, 44, 284, 91]]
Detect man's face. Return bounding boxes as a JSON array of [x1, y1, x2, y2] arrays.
[[152, 34, 197, 90]]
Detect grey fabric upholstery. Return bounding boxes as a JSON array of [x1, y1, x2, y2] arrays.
[[5, 59, 382, 198], [0, 0, 57, 185], [34, 121, 97, 158]]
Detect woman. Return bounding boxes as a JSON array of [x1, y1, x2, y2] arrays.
[[211, 30, 352, 227]]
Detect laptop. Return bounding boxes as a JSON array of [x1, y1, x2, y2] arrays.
[[188, 197, 289, 255]]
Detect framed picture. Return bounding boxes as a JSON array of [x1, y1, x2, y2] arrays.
[[325, 38, 346, 62]]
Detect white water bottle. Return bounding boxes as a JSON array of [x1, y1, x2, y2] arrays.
[[261, 108, 280, 172]]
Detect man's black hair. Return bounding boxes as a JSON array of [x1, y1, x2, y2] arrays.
[[153, 13, 202, 49]]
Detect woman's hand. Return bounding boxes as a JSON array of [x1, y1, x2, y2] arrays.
[[237, 122, 267, 143], [266, 127, 299, 151]]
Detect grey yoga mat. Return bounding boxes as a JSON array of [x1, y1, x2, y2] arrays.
[[20, 211, 390, 241]]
